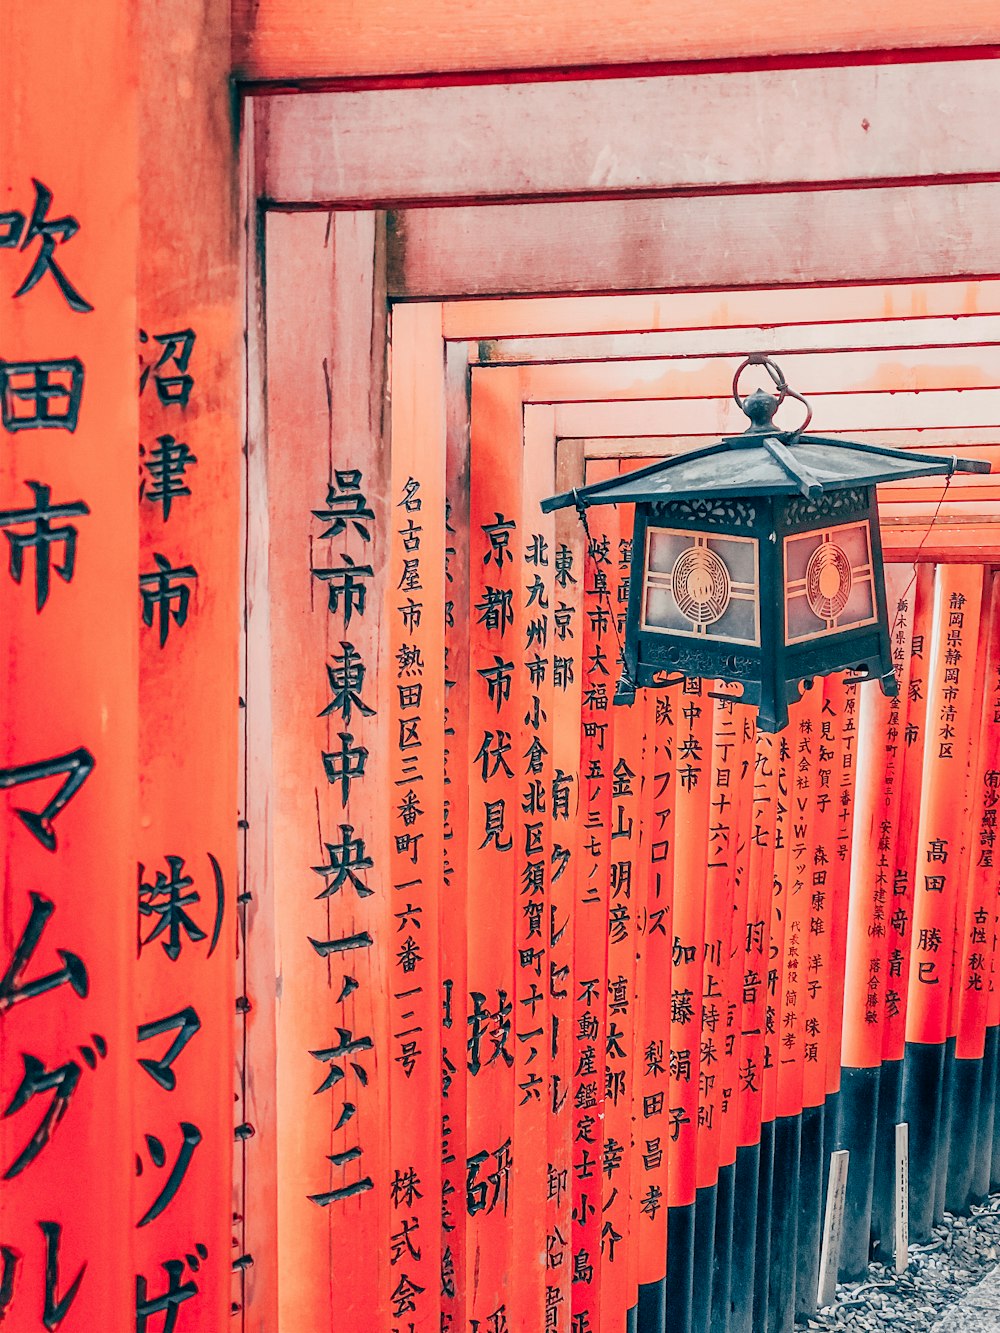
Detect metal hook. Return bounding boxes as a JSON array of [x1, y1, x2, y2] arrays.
[[732, 355, 812, 441], [732, 354, 788, 411]]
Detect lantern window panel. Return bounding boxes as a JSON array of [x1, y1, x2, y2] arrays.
[[641, 526, 759, 646], [783, 519, 878, 644]]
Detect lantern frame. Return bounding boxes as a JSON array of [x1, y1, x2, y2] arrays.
[[541, 355, 990, 732]]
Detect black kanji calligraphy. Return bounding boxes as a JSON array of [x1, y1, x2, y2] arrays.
[[138, 329, 196, 407], [308, 931, 374, 957], [136, 1121, 203, 1226], [481, 513, 515, 569], [137, 1006, 201, 1091], [138, 853, 224, 961], [307, 1148, 375, 1206], [0, 481, 89, 611], [478, 656, 514, 713], [135, 1247, 206, 1333], [3, 1036, 106, 1179], [309, 1027, 373, 1095], [312, 824, 373, 899], [312, 470, 374, 541], [466, 1138, 512, 1217], [311, 554, 373, 627], [0, 1221, 86, 1332], [140, 435, 197, 520], [0, 747, 94, 851], [322, 731, 369, 806], [318, 642, 374, 723], [0, 358, 83, 432], [0, 891, 87, 1012], [139, 554, 197, 646], [0, 180, 92, 312]]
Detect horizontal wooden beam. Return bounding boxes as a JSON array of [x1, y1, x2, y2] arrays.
[[473, 345, 1000, 398], [388, 182, 1000, 299], [577, 428, 1000, 458], [475, 315, 1000, 366], [551, 387, 1000, 435], [883, 520, 1000, 562], [236, 9, 1000, 85], [442, 281, 1000, 340], [259, 60, 1000, 206]]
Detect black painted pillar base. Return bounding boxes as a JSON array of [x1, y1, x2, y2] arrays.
[[730, 1141, 760, 1333], [871, 1057, 902, 1262], [691, 1182, 717, 1333], [934, 1036, 956, 1225], [768, 1113, 801, 1333], [795, 1102, 824, 1320], [822, 1090, 840, 1207], [666, 1201, 696, 1333], [637, 1275, 665, 1333], [901, 1040, 946, 1242], [712, 1161, 735, 1333], [976, 1026, 999, 1201], [626, 1302, 638, 1333], [835, 1065, 880, 1280], [946, 1054, 983, 1215], [753, 1121, 775, 1333]]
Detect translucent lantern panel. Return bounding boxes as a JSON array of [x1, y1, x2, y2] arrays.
[[642, 526, 759, 645], [784, 520, 878, 644]]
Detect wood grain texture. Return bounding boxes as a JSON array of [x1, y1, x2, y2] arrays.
[[136, 0, 240, 1322], [261, 209, 392, 1333], [1, 3, 138, 1329], [443, 282, 1000, 340], [260, 59, 1000, 205], [551, 387, 1000, 436], [475, 315, 1000, 366], [388, 183, 1000, 299], [904, 565, 983, 1045], [232, 0, 1000, 83], [473, 345, 1000, 398]]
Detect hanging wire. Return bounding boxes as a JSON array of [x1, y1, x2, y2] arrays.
[[889, 464, 956, 640], [572, 488, 640, 698]]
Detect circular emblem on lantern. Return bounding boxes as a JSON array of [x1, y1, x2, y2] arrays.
[[805, 541, 852, 619], [670, 545, 732, 625]]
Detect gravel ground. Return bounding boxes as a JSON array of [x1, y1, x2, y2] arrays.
[[804, 1198, 1000, 1331]]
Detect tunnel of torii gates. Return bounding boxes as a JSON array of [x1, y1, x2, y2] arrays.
[[7, 26, 1000, 1333]]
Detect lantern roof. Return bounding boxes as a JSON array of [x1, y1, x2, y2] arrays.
[[540, 432, 990, 512], [541, 355, 990, 514]]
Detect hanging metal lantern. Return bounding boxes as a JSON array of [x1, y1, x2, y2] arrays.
[[540, 355, 990, 732]]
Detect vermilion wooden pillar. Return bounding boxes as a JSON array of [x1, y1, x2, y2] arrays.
[[550, 437, 584, 1333], [902, 565, 984, 1240], [837, 567, 914, 1279], [136, 0, 239, 1320], [258, 210, 393, 1333], [469, 367, 528, 1333], [0, 5, 138, 1331]]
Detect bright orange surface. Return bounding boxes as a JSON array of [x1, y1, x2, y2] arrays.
[[234, 0, 1000, 83], [1, 4, 138, 1330]]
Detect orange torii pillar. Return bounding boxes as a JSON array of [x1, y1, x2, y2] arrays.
[[665, 685, 713, 1333], [1, 8, 138, 1330], [835, 567, 915, 1279], [692, 691, 745, 1333], [872, 564, 932, 1255], [770, 687, 822, 1329], [944, 571, 1000, 1215], [729, 732, 779, 1333], [753, 726, 792, 1333], [900, 565, 984, 1240]]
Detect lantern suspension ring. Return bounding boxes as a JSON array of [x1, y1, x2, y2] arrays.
[[539, 354, 990, 733], [732, 353, 813, 440]]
